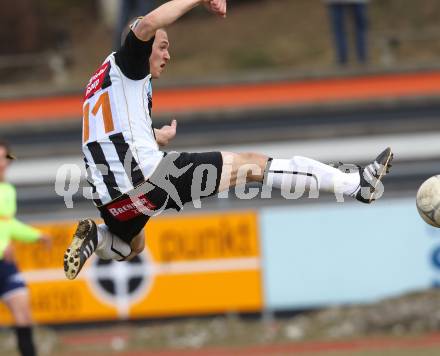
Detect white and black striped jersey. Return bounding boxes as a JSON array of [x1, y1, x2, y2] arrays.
[[82, 31, 163, 207]]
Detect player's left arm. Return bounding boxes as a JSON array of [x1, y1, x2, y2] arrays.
[[154, 119, 177, 147], [134, 0, 227, 42]]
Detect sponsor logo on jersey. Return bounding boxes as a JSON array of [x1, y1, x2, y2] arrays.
[[84, 62, 111, 100], [106, 195, 157, 221]]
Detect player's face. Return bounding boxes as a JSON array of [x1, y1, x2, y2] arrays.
[[0, 146, 10, 181], [149, 30, 170, 79]]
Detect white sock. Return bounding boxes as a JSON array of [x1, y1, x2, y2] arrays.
[[264, 156, 360, 198], [95, 224, 131, 261]]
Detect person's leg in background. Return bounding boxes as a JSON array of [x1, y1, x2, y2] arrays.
[[113, 0, 136, 50], [4, 290, 36, 356], [134, 0, 156, 19], [352, 3, 368, 64], [329, 3, 348, 65]]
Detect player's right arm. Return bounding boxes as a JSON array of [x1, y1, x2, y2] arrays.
[[134, 0, 227, 42], [9, 218, 51, 247]]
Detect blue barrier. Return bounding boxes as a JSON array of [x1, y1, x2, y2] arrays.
[[260, 198, 440, 310]]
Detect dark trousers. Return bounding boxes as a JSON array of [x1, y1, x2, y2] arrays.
[[15, 327, 36, 356], [328, 3, 368, 65], [114, 0, 157, 50]]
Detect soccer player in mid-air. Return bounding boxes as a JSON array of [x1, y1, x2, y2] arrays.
[[64, 0, 393, 279]]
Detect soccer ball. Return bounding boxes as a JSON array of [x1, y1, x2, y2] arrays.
[[416, 175, 440, 228]]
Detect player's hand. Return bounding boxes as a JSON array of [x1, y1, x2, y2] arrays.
[[38, 234, 52, 249], [3, 243, 15, 263], [155, 119, 177, 147], [203, 0, 227, 18]]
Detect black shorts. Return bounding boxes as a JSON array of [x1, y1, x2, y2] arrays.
[[99, 151, 223, 244]]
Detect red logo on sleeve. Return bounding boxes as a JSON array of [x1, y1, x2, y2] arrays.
[[84, 62, 110, 100]]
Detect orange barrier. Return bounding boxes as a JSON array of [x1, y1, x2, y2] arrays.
[[0, 211, 262, 324], [1, 71, 440, 123]]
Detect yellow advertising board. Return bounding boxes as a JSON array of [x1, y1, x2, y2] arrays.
[[0, 211, 262, 324]]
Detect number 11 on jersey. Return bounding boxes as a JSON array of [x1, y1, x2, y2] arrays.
[[83, 91, 115, 143]]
